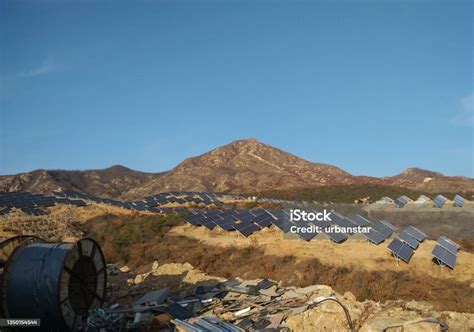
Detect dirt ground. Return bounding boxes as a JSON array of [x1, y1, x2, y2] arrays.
[[91, 220, 473, 313], [169, 225, 474, 284]]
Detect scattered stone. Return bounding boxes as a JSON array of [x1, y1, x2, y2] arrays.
[[119, 265, 130, 273]]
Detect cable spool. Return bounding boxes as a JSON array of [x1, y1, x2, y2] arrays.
[[1, 238, 106, 331], [0, 235, 45, 265]]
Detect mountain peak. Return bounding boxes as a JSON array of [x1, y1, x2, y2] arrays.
[[228, 138, 263, 147]]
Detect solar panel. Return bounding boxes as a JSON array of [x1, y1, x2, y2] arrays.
[[453, 195, 464, 207], [432, 245, 456, 269], [397, 230, 420, 249], [271, 219, 292, 233], [388, 238, 403, 253], [217, 219, 237, 231], [404, 226, 427, 242], [433, 195, 447, 208], [184, 214, 206, 225], [347, 214, 370, 226], [397, 244, 414, 263], [308, 219, 331, 234], [331, 215, 356, 228], [200, 220, 217, 230], [363, 228, 385, 244], [394, 199, 406, 208], [295, 231, 317, 241], [371, 222, 393, 239], [436, 237, 459, 254], [380, 220, 397, 231], [439, 236, 460, 250], [322, 229, 347, 243], [388, 238, 414, 263], [234, 223, 260, 237], [253, 216, 273, 228]]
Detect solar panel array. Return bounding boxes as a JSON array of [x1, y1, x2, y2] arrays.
[[432, 236, 459, 269], [185, 209, 401, 245], [378, 194, 468, 208], [142, 191, 244, 207], [256, 197, 313, 208], [184, 210, 274, 237], [54, 191, 192, 214], [0, 192, 86, 216]]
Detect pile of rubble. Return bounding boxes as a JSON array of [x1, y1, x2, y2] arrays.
[[86, 262, 474, 331]]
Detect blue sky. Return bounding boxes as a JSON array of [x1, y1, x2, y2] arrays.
[[1, 0, 472, 177]]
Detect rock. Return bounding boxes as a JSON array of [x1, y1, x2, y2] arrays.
[[183, 262, 194, 270], [151, 261, 159, 272], [405, 300, 434, 312], [343, 291, 356, 302], [134, 274, 145, 285], [295, 285, 317, 295], [307, 285, 335, 298], [119, 265, 130, 273], [287, 306, 350, 331], [151, 263, 194, 276]]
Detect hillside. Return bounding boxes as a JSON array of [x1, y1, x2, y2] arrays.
[[1, 139, 473, 199], [0, 165, 162, 198]]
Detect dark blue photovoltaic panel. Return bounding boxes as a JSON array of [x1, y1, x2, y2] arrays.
[[217, 219, 236, 231], [295, 230, 317, 241], [388, 238, 403, 253], [395, 199, 406, 208], [201, 220, 217, 230], [332, 216, 356, 228], [397, 244, 414, 263], [432, 245, 456, 268], [404, 226, 427, 242], [347, 214, 370, 226], [436, 237, 458, 254], [363, 229, 385, 244], [380, 220, 397, 231], [184, 213, 208, 226], [312, 220, 331, 229], [388, 238, 414, 263], [271, 219, 292, 233], [397, 230, 419, 249], [371, 222, 393, 239], [254, 216, 273, 228], [323, 230, 347, 243], [439, 236, 460, 251], [234, 223, 260, 237]]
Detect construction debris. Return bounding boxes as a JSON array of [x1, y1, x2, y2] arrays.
[[86, 263, 356, 331], [80, 261, 467, 331]]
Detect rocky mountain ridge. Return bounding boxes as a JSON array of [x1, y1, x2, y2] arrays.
[[1, 139, 472, 199]]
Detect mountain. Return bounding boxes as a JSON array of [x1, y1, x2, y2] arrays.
[[123, 138, 365, 199], [123, 139, 474, 199], [385, 167, 474, 193], [1, 139, 472, 199], [0, 165, 162, 198]]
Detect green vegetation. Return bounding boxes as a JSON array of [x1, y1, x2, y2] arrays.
[[85, 213, 186, 263]]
